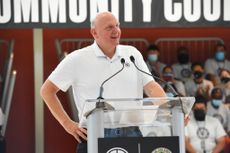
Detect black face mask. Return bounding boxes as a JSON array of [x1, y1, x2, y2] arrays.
[[221, 77, 230, 83], [194, 71, 203, 79], [193, 109, 206, 121], [177, 53, 189, 64]]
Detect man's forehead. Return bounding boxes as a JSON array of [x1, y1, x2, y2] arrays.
[[194, 103, 206, 108], [94, 12, 118, 24]]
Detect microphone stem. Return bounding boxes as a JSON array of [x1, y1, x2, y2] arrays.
[[132, 59, 178, 97], [98, 63, 125, 99]]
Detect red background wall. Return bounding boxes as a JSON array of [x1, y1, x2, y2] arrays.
[[0, 27, 230, 153]]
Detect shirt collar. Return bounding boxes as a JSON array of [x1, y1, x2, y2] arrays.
[[92, 41, 122, 59]]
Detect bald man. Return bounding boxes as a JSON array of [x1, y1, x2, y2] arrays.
[[40, 12, 166, 153]]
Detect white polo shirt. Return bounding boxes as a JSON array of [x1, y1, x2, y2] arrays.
[[48, 42, 153, 126]]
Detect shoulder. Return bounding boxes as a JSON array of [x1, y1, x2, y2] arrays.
[[203, 79, 213, 85], [118, 44, 140, 54], [117, 44, 143, 58], [118, 44, 137, 50], [206, 115, 219, 122], [172, 63, 179, 68], [65, 45, 94, 60], [205, 58, 216, 64]]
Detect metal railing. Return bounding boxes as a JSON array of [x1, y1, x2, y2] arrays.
[[155, 37, 224, 64], [0, 39, 16, 137]]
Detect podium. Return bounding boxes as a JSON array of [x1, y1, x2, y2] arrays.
[[82, 97, 195, 153]]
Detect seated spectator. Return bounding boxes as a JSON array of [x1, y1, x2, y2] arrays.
[[185, 95, 226, 153], [161, 65, 186, 96], [225, 95, 230, 110], [217, 68, 230, 96], [205, 73, 219, 87], [145, 44, 166, 78], [204, 43, 230, 84], [172, 46, 192, 83], [185, 63, 213, 99], [207, 88, 230, 134]]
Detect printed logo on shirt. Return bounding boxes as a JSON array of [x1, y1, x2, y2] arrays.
[[106, 147, 128, 153], [152, 147, 172, 153], [197, 127, 209, 139], [125, 62, 130, 67]]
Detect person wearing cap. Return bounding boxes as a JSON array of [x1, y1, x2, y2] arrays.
[[185, 95, 226, 153]]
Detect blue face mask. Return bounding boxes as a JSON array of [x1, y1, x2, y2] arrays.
[[212, 99, 222, 108], [166, 92, 174, 97], [148, 54, 158, 62], [215, 51, 225, 61]]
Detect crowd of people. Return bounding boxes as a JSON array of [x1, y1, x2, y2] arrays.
[[145, 43, 230, 153]]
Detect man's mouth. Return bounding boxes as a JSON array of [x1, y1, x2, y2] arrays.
[[111, 36, 119, 39]]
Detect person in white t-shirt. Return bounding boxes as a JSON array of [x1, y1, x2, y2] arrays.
[[145, 44, 166, 78], [172, 46, 192, 83], [185, 95, 226, 153], [40, 12, 166, 153], [207, 88, 230, 134], [204, 43, 230, 84], [161, 65, 186, 96], [216, 68, 230, 97], [185, 63, 213, 99]]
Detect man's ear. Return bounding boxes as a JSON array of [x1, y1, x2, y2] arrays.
[[91, 29, 97, 39]]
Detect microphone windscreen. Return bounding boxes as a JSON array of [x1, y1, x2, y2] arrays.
[[130, 56, 135, 62], [121, 58, 125, 64]]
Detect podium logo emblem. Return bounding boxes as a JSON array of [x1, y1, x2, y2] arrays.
[[152, 147, 172, 153], [106, 147, 128, 153]]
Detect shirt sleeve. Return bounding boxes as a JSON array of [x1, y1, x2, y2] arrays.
[[215, 118, 227, 139], [48, 54, 76, 92]]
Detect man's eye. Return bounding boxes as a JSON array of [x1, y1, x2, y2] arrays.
[[105, 26, 113, 31]]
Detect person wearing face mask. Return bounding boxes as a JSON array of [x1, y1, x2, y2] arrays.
[[172, 46, 192, 83], [185, 63, 213, 99], [216, 68, 230, 96], [207, 88, 230, 134], [204, 43, 230, 84], [185, 95, 226, 153], [162, 65, 186, 96], [145, 44, 166, 78]]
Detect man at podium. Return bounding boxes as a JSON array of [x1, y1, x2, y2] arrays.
[[40, 11, 166, 153]]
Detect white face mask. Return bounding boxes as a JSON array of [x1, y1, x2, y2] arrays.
[[166, 92, 174, 97], [148, 54, 158, 62]]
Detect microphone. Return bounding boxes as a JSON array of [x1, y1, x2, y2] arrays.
[[97, 58, 126, 100], [129, 55, 179, 97]]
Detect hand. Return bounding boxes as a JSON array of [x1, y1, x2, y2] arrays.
[[62, 119, 87, 143], [184, 115, 190, 126], [197, 87, 205, 95]]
